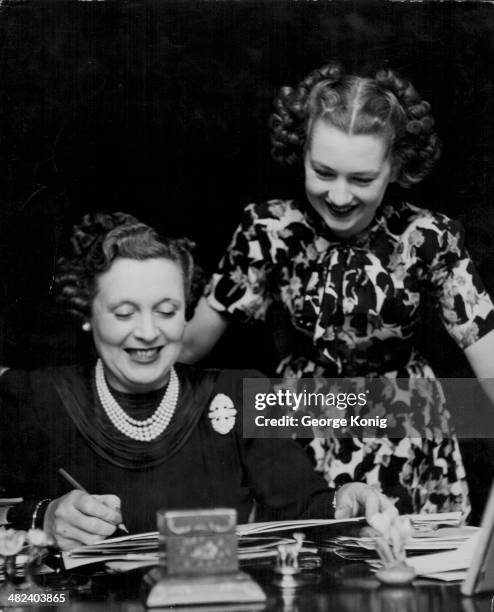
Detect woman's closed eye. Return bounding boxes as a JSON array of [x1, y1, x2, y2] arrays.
[[114, 309, 135, 319], [313, 169, 374, 185], [315, 169, 336, 180], [352, 177, 375, 186], [156, 306, 177, 318]]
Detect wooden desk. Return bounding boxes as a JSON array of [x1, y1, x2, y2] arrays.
[[17, 559, 494, 612]]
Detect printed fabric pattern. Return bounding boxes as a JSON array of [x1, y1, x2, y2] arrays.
[[207, 199, 494, 515]]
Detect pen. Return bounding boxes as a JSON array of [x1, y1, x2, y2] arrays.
[[58, 468, 129, 534]]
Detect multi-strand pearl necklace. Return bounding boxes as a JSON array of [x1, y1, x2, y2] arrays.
[[95, 359, 179, 442]]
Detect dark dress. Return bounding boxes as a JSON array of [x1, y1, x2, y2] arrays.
[[206, 198, 494, 514], [0, 363, 333, 533]]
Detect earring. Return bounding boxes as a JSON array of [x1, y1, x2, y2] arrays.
[[82, 322, 91, 332]]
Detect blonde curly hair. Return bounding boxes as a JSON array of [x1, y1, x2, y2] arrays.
[[270, 62, 441, 187]]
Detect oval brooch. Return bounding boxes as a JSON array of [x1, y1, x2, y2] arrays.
[[208, 393, 237, 435]]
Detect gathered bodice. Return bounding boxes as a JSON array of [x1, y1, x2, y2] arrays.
[[207, 198, 494, 376]]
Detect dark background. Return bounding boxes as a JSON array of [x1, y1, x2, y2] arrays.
[[1, 0, 494, 522]]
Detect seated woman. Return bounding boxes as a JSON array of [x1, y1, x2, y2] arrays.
[[0, 213, 395, 551]]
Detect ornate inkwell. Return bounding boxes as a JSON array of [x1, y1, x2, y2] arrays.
[[146, 508, 266, 607]]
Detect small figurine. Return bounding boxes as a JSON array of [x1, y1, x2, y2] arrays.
[[275, 532, 304, 575], [372, 514, 416, 586], [274, 532, 305, 588]]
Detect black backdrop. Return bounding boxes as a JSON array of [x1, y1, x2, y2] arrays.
[[1, 0, 494, 372], [1, 0, 494, 523]]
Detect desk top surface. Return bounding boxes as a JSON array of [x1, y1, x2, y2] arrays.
[[7, 558, 494, 612]]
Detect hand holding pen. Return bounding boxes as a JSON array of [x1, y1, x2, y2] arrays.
[[58, 469, 128, 534], [41, 469, 128, 551]]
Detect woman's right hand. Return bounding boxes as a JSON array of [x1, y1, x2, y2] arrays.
[[43, 490, 123, 551]]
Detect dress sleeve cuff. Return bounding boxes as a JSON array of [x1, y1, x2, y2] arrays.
[[6, 499, 51, 531]]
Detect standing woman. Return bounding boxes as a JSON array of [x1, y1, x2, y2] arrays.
[[181, 62, 494, 514]]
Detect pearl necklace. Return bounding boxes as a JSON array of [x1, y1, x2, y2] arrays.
[[95, 359, 179, 442]]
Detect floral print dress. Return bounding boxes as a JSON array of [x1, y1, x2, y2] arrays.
[[206, 198, 494, 515]]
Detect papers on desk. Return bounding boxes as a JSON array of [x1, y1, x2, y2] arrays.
[[62, 531, 158, 570], [319, 511, 477, 582], [236, 517, 362, 536], [366, 531, 479, 582], [329, 526, 478, 557], [62, 512, 464, 572], [406, 530, 480, 579], [404, 512, 464, 530], [326, 515, 478, 583], [62, 531, 320, 571], [62, 517, 358, 569], [237, 513, 462, 536]]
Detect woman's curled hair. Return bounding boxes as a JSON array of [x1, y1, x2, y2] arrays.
[[270, 62, 441, 187], [54, 212, 204, 321]]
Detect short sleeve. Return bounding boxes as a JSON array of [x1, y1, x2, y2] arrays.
[[426, 216, 494, 348], [205, 203, 273, 322]]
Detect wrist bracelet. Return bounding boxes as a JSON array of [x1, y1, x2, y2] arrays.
[[31, 498, 52, 529]]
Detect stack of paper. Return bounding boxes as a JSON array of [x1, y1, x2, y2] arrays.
[[237, 517, 361, 536], [62, 531, 158, 570], [325, 526, 478, 562], [409, 512, 464, 531], [63, 517, 362, 570], [62, 531, 320, 572], [62, 513, 464, 573], [404, 531, 481, 581]]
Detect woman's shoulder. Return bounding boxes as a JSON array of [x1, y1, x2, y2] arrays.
[[1, 364, 88, 403], [0, 365, 87, 437], [381, 202, 465, 263], [383, 201, 462, 235]]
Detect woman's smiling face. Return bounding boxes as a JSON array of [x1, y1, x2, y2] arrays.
[[304, 119, 395, 238], [90, 257, 186, 393]]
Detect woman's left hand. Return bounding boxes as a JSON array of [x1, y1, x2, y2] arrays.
[[334, 482, 398, 532]]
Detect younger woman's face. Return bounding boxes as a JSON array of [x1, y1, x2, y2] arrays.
[[304, 120, 395, 238]]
